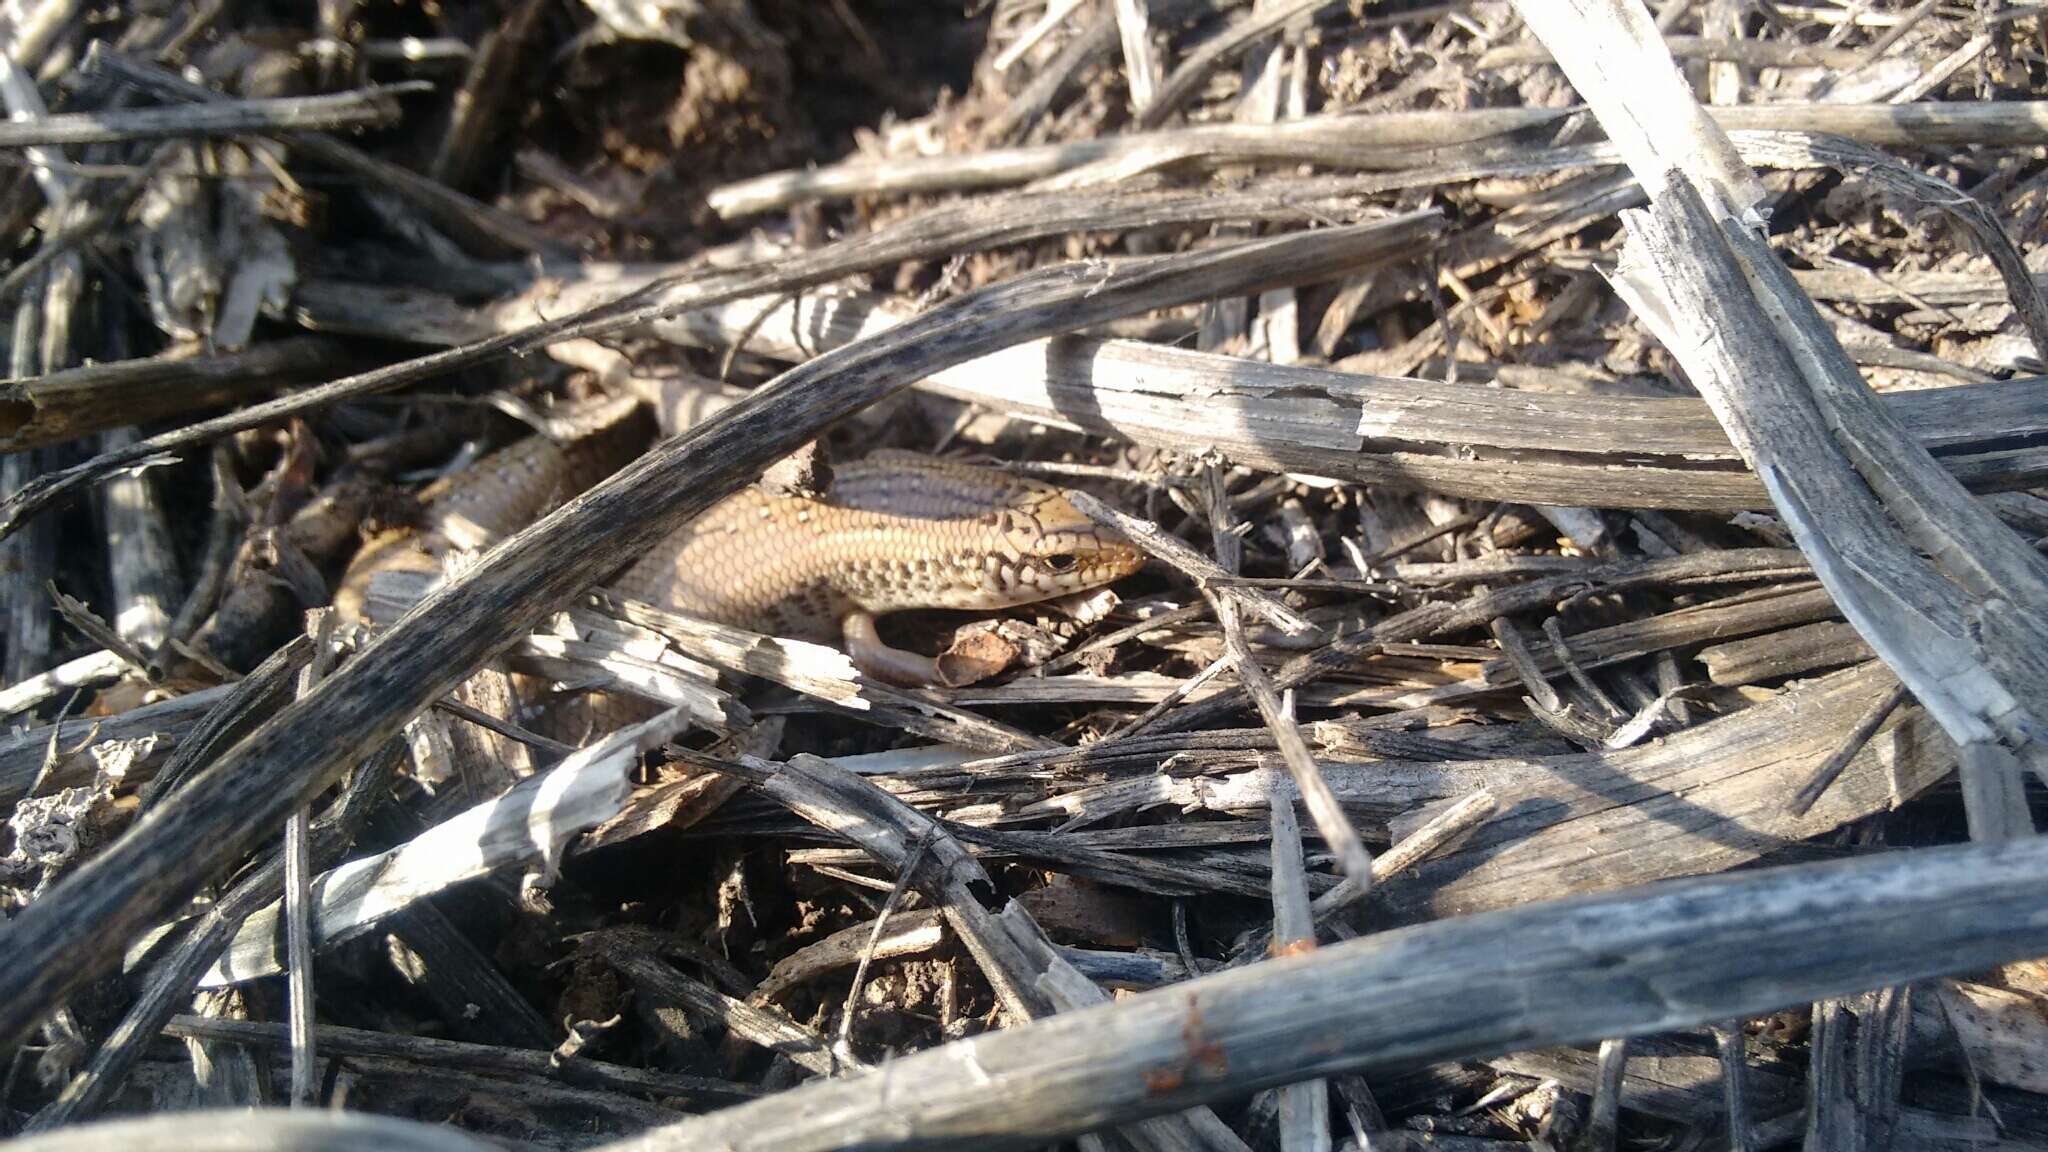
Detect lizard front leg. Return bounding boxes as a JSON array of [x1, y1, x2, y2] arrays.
[[840, 611, 946, 687]]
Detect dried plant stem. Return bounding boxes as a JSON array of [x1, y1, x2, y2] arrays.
[[603, 837, 2048, 1152]]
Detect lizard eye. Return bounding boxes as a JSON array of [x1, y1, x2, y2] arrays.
[[1044, 553, 1078, 572]]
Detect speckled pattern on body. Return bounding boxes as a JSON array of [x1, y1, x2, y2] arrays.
[[614, 451, 1146, 642]]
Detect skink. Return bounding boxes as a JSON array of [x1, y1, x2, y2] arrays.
[[612, 451, 1145, 686], [339, 419, 1144, 688]]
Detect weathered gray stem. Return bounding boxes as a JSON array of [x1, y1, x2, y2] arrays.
[[0, 82, 419, 146], [601, 836, 2048, 1152]]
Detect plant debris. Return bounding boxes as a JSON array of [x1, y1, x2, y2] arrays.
[[4, 1, 2048, 1149]]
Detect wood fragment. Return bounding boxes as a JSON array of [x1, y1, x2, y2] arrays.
[[597, 941, 851, 1079], [282, 611, 334, 1106], [27, 740, 399, 1128], [1787, 678, 1911, 817], [1525, 0, 2047, 837], [602, 836, 2048, 1152], [1583, 1038, 1628, 1152], [1380, 663, 1949, 919], [197, 706, 693, 987], [0, 83, 421, 147], [82, 46, 561, 256], [9, 1110, 504, 1152], [160, 1015, 758, 1102], [708, 102, 2048, 217], [1712, 1023, 1753, 1152], [1805, 988, 1910, 1150], [1114, 0, 1160, 113], [625, 285, 2048, 511], [1137, 0, 1335, 128], [1156, 549, 1809, 733]]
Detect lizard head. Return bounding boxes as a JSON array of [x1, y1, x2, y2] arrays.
[[985, 483, 1146, 605], [830, 453, 1147, 613]]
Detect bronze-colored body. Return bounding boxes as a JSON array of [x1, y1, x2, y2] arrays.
[[341, 430, 1143, 687], [615, 452, 1144, 682]]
